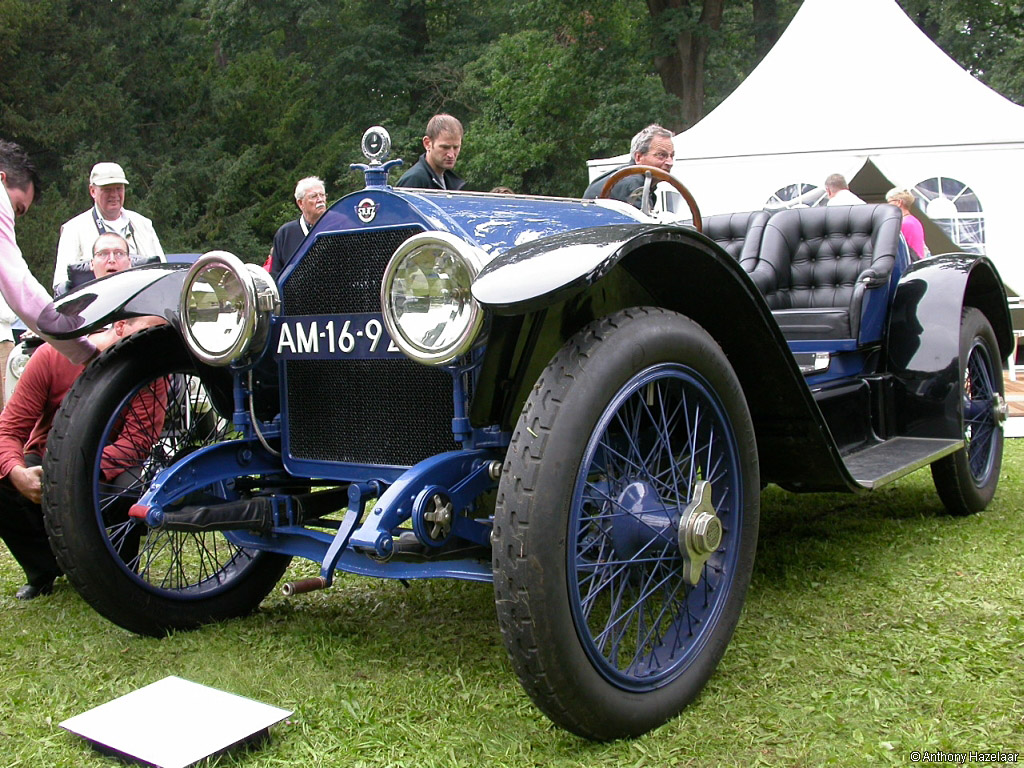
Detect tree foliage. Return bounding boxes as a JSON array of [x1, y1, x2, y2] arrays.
[[1, 0, 1021, 285]]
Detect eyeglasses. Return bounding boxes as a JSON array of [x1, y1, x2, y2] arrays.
[[94, 249, 129, 261], [303, 192, 327, 201], [647, 151, 672, 161]]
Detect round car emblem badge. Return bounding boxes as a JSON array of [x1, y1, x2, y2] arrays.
[[356, 198, 378, 223]]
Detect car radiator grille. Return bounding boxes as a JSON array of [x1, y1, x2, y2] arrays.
[[281, 227, 460, 466]]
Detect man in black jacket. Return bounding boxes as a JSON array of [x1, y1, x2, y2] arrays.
[[396, 114, 466, 191], [269, 176, 327, 278], [583, 124, 675, 209]]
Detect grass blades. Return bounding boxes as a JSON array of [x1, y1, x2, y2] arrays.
[[2, 441, 1023, 766]]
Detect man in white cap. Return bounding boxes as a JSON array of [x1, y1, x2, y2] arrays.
[[53, 161, 164, 292]]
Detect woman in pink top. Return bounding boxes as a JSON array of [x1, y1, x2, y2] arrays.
[[886, 188, 927, 261]]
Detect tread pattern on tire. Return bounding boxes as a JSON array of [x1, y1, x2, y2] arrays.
[[42, 327, 290, 636], [930, 306, 1004, 516], [492, 306, 753, 739]]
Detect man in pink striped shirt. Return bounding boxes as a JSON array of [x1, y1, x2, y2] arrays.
[[0, 139, 97, 365]]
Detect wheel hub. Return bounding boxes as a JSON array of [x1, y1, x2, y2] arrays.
[[678, 481, 722, 585], [412, 486, 456, 547], [609, 481, 675, 560], [994, 393, 1008, 424], [423, 494, 453, 539]]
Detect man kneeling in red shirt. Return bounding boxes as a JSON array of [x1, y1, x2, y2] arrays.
[[0, 312, 163, 599]]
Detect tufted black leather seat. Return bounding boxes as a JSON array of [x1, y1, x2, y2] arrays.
[[744, 204, 903, 342], [702, 211, 771, 264]]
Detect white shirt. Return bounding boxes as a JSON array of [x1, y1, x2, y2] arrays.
[[54, 206, 165, 291], [826, 189, 866, 206]]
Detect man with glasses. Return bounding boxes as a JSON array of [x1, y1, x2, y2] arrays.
[[269, 176, 328, 278], [51, 232, 134, 297], [53, 161, 164, 293], [583, 124, 676, 210], [91, 232, 133, 279]]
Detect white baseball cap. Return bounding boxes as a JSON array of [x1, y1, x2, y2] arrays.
[[89, 162, 130, 187]]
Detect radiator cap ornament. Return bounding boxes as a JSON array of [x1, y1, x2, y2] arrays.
[[361, 126, 391, 164]]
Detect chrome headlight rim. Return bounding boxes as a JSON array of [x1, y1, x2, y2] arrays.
[[380, 231, 486, 366], [179, 250, 280, 367], [8, 344, 30, 382]]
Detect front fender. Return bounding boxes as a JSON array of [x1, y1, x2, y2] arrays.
[[472, 224, 658, 314], [38, 263, 190, 339]]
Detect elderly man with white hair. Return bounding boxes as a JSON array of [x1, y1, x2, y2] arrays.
[[53, 161, 164, 292], [269, 176, 328, 278], [583, 124, 676, 210]]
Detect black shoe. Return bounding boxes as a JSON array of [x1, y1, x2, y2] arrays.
[[15, 581, 54, 600]]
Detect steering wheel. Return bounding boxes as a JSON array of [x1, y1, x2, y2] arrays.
[[598, 165, 702, 232]]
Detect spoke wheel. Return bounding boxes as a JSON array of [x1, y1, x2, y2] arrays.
[[493, 308, 758, 740], [43, 326, 290, 636], [931, 307, 1005, 515]]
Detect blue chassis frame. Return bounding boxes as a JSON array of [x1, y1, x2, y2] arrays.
[[131, 351, 508, 586]]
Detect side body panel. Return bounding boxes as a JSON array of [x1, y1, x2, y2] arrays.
[[472, 225, 864, 493]]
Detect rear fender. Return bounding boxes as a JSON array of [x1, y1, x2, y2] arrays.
[[886, 254, 1012, 438], [37, 263, 190, 340]]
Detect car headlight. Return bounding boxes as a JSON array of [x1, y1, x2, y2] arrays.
[[8, 345, 30, 381], [180, 250, 280, 366], [381, 231, 486, 365]]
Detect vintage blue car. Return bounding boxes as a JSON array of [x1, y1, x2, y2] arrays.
[[39, 127, 1011, 740]]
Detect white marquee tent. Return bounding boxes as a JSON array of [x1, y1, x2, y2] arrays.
[[587, 0, 1024, 295]]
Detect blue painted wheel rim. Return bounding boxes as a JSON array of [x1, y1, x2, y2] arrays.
[[91, 372, 263, 599], [963, 338, 999, 486], [568, 363, 744, 691]]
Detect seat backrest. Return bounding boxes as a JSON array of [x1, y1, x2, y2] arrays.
[[750, 205, 902, 310], [702, 211, 771, 264], [55, 254, 163, 298]]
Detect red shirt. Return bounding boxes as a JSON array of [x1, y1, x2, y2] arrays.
[[0, 343, 82, 477], [0, 342, 169, 482]]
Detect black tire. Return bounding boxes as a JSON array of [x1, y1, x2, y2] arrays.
[[42, 326, 291, 636], [931, 307, 1005, 515], [493, 308, 759, 740]]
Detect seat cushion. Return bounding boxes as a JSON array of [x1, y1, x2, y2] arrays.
[[772, 308, 853, 340], [750, 205, 902, 341]]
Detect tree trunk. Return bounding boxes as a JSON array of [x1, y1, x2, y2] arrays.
[[752, 0, 780, 60], [646, 0, 726, 130]]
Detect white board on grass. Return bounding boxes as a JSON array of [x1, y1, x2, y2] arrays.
[[60, 676, 291, 768]]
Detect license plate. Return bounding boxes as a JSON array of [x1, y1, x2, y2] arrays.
[[274, 313, 402, 360]]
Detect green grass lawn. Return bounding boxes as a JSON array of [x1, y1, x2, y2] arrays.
[[2, 441, 1023, 767]]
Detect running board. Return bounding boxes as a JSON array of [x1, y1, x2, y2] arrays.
[[843, 437, 963, 489]]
